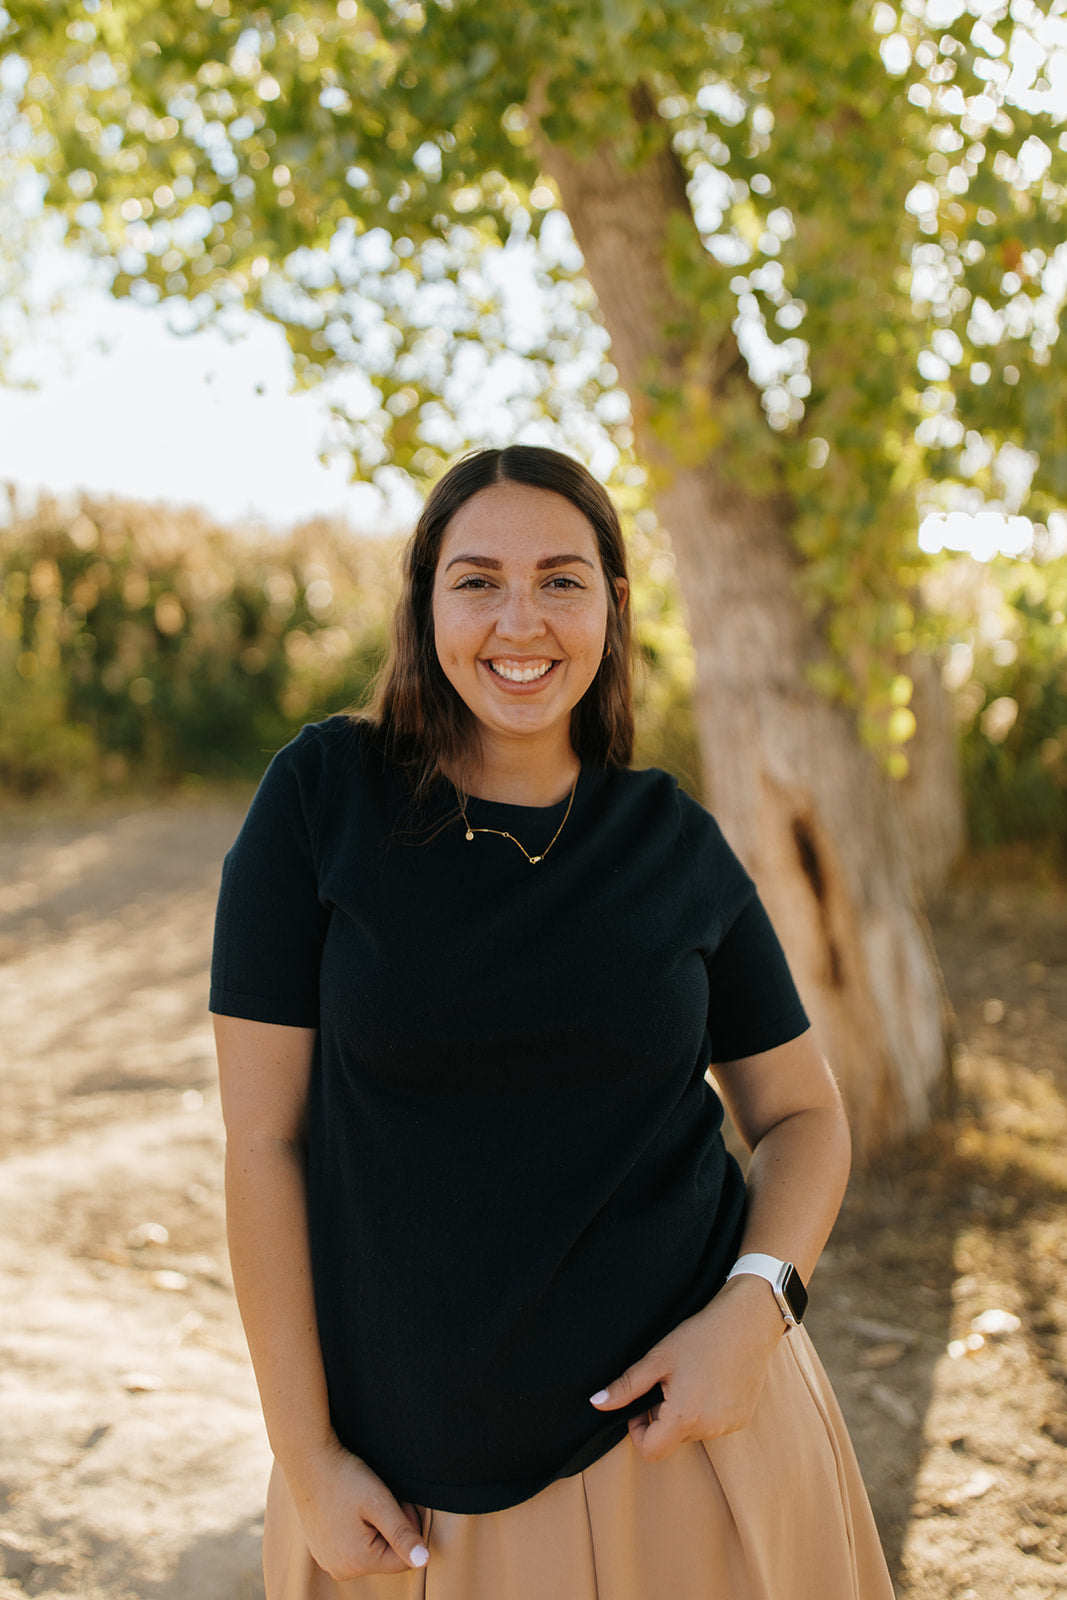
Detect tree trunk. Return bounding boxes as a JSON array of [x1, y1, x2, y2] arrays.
[[538, 107, 952, 1159], [897, 648, 967, 895]]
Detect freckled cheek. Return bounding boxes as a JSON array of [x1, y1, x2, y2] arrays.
[[433, 606, 483, 675]]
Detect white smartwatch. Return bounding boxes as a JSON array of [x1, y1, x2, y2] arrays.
[[726, 1252, 808, 1330]]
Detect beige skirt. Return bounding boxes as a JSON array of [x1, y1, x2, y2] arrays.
[[263, 1327, 894, 1600]]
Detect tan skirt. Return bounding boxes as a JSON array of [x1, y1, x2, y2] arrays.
[[263, 1327, 894, 1600]]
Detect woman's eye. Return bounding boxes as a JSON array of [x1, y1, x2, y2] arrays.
[[450, 573, 585, 593]]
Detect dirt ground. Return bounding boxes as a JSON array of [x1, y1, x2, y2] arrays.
[[1, 793, 1065, 1600]]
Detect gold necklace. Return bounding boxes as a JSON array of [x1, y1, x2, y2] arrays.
[[457, 771, 580, 866]]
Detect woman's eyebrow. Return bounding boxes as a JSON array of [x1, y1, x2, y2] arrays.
[[444, 552, 595, 571], [537, 554, 595, 570]]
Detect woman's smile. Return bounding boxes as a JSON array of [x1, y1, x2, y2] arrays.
[[481, 656, 561, 687]]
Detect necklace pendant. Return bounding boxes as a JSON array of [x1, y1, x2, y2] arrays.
[[455, 769, 578, 866]]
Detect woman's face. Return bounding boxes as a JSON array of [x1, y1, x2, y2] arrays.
[[431, 481, 626, 760]]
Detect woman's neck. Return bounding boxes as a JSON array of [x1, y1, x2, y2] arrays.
[[450, 733, 580, 807]]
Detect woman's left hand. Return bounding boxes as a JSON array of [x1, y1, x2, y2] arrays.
[[589, 1274, 788, 1463]]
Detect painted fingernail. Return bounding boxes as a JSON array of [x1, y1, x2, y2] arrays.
[[589, 1389, 609, 1404], [411, 1544, 429, 1568]]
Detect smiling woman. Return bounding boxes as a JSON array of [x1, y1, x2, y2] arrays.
[[209, 445, 893, 1600]]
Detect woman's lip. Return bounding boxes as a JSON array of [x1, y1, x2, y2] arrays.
[[479, 658, 561, 691]]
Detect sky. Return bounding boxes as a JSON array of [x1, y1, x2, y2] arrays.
[[0, 253, 417, 533]]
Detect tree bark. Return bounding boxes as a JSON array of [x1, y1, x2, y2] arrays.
[[897, 648, 966, 895], [537, 106, 952, 1159]]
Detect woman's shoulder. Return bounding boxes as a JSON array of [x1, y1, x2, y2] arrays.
[[609, 762, 705, 822], [248, 716, 390, 823], [609, 760, 684, 797], [608, 763, 745, 863], [274, 713, 383, 773]]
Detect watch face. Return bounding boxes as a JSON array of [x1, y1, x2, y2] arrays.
[[781, 1264, 808, 1324]]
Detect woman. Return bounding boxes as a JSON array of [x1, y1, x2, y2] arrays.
[[211, 445, 894, 1599]]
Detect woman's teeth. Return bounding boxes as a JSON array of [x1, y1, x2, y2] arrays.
[[488, 660, 554, 683]]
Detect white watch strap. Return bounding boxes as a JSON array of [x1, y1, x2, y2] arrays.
[[726, 1251, 788, 1287], [726, 1251, 801, 1329]]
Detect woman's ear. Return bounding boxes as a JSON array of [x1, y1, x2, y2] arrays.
[[614, 577, 630, 612]]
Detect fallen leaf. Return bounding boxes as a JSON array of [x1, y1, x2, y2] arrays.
[[120, 1372, 162, 1393], [150, 1269, 188, 1292], [870, 1383, 918, 1428], [970, 1308, 1021, 1338], [859, 1341, 909, 1369], [941, 1468, 997, 1508], [849, 1316, 920, 1346], [128, 1222, 169, 1249]]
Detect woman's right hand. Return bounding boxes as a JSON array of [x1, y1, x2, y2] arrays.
[[285, 1439, 429, 1580]]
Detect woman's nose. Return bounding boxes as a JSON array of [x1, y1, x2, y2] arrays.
[[495, 587, 546, 639]]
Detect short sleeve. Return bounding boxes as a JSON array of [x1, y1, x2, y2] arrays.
[[705, 893, 810, 1064], [209, 726, 332, 1027]]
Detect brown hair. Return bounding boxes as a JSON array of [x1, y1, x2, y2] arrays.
[[363, 445, 633, 792]]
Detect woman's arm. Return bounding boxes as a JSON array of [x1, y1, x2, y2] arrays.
[[714, 1024, 852, 1283], [590, 1028, 851, 1461], [214, 1014, 429, 1577]]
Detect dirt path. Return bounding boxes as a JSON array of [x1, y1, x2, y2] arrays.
[[1, 798, 1066, 1598], [0, 798, 268, 1600]]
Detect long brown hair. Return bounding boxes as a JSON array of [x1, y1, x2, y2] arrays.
[[363, 445, 634, 793]]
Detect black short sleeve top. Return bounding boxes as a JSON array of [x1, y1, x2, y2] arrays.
[[210, 717, 810, 1512]]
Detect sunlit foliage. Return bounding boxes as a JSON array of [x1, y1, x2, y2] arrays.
[[0, 492, 396, 791], [5, 0, 1067, 770], [929, 547, 1067, 851], [0, 488, 698, 797]]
